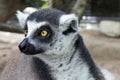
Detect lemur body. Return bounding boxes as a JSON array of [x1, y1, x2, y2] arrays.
[[0, 9, 115, 80]]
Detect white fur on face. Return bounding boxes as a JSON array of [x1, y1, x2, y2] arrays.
[[26, 21, 49, 48], [48, 32, 77, 55], [25, 14, 79, 55], [26, 21, 47, 37], [31, 14, 79, 56]]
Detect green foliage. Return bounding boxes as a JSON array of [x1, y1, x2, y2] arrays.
[[41, 3, 48, 9], [25, 0, 48, 9]]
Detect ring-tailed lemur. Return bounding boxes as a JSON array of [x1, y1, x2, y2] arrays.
[[0, 9, 115, 80]]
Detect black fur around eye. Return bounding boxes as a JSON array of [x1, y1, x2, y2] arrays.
[[38, 25, 51, 37], [33, 25, 54, 43], [39, 29, 50, 38]]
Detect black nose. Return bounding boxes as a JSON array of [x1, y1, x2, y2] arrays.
[[19, 38, 36, 55], [19, 38, 28, 52]]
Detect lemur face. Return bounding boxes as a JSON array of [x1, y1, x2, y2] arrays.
[[17, 9, 78, 55]]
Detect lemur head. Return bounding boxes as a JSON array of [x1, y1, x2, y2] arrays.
[[17, 9, 79, 56]]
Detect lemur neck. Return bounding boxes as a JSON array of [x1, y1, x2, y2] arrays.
[[35, 36, 105, 80], [36, 47, 77, 68]]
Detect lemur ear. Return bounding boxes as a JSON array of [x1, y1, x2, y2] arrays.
[[16, 10, 29, 28], [60, 14, 78, 30]]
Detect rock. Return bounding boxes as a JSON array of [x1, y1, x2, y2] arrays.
[[23, 7, 38, 14], [99, 20, 120, 37]]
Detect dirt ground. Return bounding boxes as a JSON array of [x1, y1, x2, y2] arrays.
[[0, 30, 120, 80], [0, 31, 23, 72]]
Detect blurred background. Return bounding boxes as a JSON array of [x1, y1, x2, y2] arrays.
[[0, 0, 120, 79]]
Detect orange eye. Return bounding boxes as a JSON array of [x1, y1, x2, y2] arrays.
[[40, 30, 48, 37]]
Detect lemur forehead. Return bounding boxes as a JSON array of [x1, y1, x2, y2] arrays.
[[27, 9, 66, 25], [26, 21, 47, 37]]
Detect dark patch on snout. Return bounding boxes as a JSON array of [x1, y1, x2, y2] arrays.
[[19, 38, 44, 55]]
